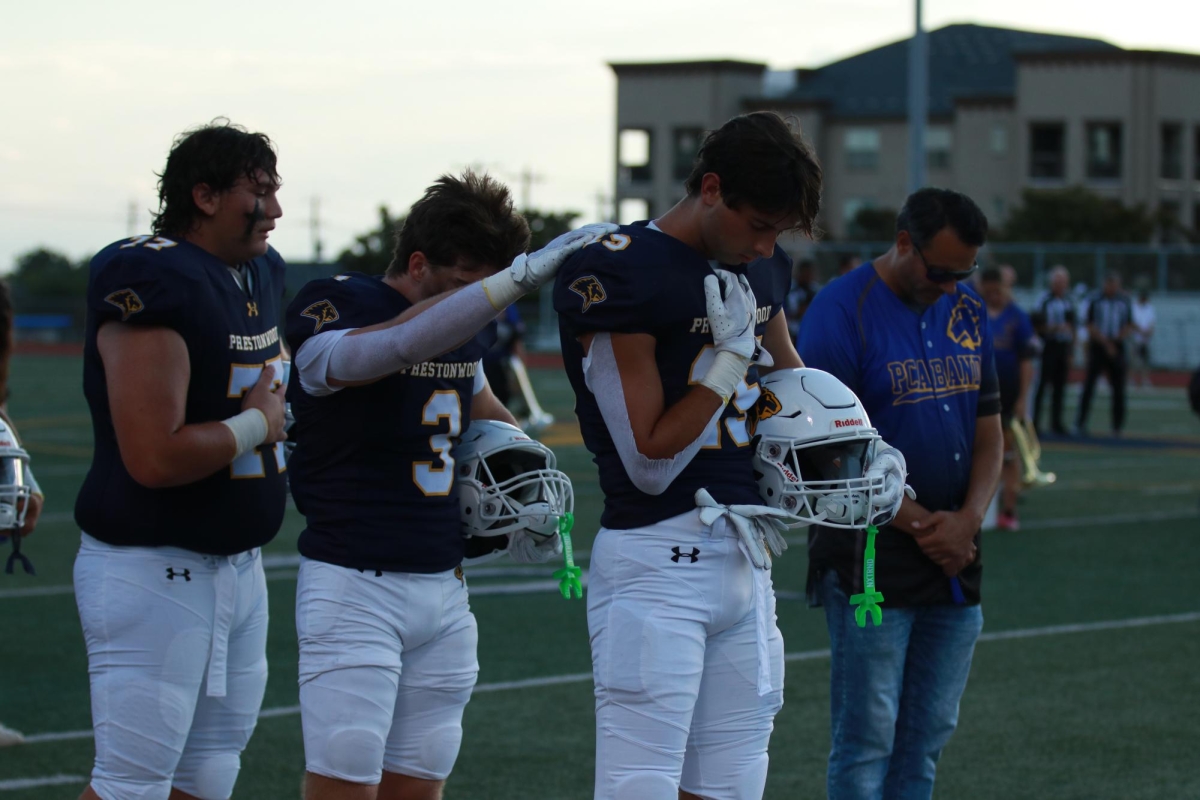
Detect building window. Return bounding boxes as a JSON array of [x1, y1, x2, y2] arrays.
[[845, 128, 880, 171], [926, 127, 952, 170], [1161, 123, 1183, 180], [1029, 123, 1065, 179], [990, 125, 1008, 155], [1086, 122, 1122, 180], [618, 198, 651, 225], [673, 127, 703, 181], [1194, 127, 1200, 181], [618, 129, 652, 185]]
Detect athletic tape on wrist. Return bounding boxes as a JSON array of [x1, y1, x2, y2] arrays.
[[220, 409, 269, 459], [698, 350, 751, 403]]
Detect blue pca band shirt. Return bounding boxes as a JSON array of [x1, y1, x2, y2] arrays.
[[798, 262, 1000, 606]]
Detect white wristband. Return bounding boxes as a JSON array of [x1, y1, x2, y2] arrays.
[[479, 257, 528, 310], [220, 409, 269, 459], [698, 350, 751, 404]]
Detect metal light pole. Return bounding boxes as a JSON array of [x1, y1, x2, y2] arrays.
[[907, 0, 928, 194]]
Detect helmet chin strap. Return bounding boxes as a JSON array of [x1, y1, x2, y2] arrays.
[[814, 492, 869, 525]]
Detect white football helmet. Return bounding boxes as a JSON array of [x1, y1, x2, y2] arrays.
[[0, 419, 32, 532], [454, 420, 573, 564], [751, 368, 886, 529]]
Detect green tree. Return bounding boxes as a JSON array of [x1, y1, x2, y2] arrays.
[[523, 209, 580, 251], [8, 247, 90, 298], [846, 207, 898, 242], [336, 205, 403, 275], [335, 206, 581, 276], [999, 187, 1155, 243]]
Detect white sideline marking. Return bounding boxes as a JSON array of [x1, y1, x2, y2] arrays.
[[11, 609, 1200, 758], [0, 774, 87, 790]]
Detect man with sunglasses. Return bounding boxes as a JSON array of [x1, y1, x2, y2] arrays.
[[796, 187, 1003, 800]]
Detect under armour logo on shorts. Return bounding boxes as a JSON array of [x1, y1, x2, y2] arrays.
[[670, 547, 700, 563], [165, 567, 191, 581]]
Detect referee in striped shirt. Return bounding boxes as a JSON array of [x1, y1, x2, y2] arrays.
[[1033, 265, 1076, 435], [1075, 271, 1134, 436]]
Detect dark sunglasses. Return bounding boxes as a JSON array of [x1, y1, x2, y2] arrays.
[[911, 241, 979, 283]]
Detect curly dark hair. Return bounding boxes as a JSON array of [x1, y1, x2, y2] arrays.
[[387, 171, 531, 277], [684, 111, 823, 238], [151, 119, 280, 237]]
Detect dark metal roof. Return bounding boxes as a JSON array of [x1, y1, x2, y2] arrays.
[[782, 23, 1119, 118]]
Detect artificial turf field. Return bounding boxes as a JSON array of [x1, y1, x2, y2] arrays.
[[1, 353, 1198, 799]]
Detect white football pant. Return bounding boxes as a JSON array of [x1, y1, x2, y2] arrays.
[[73, 533, 268, 800], [588, 510, 785, 800]]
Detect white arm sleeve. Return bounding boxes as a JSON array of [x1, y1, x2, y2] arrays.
[[473, 360, 487, 395], [293, 282, 501, 397], [583, 333, 721, 496]]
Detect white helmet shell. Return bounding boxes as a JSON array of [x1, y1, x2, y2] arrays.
[[0, 418, 32, 531], [751, 368, 884, 529], [454, 419, 573, 545]]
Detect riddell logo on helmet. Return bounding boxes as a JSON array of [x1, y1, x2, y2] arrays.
[[833, 418, 864, 428]]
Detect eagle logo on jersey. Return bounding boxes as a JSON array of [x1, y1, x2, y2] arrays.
[[946, 294, 983, 352], [569, 276, 607, 312], [748, 386, 783, 436], [300, 300, 340, 332], [104, 289, 145, 321]]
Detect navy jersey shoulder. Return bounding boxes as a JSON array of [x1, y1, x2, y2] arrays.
[[554, 223, 791, 529], [75, 237, 288, 555], [286, 273, 493, 573]]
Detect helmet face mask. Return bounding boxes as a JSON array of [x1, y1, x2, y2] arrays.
[[752, 369, 884, 530], [0, 424, 31, 532], [454, 420, 574, 563]]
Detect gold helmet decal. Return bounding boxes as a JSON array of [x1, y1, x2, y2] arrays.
[[569, 275, 607, 312], [301, 299, 340, 333], [748, 386, 783, 437], [104, 289, 145, 321]]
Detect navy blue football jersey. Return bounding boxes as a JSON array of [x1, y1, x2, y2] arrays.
[[285, 273, 494, 573], [74, 236, 288, 555], [554, 222, 791, 530]]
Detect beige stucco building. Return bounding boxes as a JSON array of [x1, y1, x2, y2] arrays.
[[610, 24, 1200, 239]]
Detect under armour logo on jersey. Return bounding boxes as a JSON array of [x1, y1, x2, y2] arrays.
[[247, 301, 259, 317], [670, 546, 700, 563], [569, 276, 607, 312], [104, 288, 145, 321], [166, 567, 191, 581], [300, 299, 340, 332]]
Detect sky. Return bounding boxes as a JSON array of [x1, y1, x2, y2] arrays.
[[2, 0, 1197, 272]]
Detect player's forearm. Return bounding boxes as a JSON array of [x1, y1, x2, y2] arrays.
[[641, 388, 726, 460], [962, 413, 1004, 525], [123, 422, 241, 489], [893, 494, 932, 537], [327, 283, 499, 385], [1018, 359, 1035, 399]]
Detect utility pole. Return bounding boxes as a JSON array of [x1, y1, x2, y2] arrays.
[[310, 196, 324, 262], [593, 189, 613, 223], [518, 167, 544, 211], [907, 0, 928, 194], [126, 200, 139, 236]]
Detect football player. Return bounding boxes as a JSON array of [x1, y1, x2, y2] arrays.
[[286, 171, 613, 800], [553, 111, 822, 800], [72, 121, 288, 800]]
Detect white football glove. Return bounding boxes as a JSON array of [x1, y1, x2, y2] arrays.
[[699, 270, 772, 402], [695, 488, 796, 570], [506, 530, 564, 565], [864, 442, 915, 527], [482, 222, 619, 309]]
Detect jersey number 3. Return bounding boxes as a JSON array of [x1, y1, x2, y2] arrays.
[[414, 390, 462, 496]]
